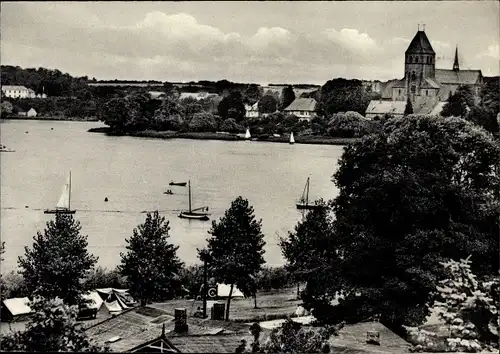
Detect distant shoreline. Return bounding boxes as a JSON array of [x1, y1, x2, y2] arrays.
[[88, 127, 358, 146], [2, 116, 99, 122]]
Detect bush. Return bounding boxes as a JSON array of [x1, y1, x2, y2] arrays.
[[326, 111, 372, 138], [255, 267, 294, 292], [83, 266, 127, 290], [220, 118, 243, 133], [188, 112, 219, 132]]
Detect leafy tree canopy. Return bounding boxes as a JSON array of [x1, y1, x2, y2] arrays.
[[218, 91, 246, 122], [258, 95, 279, 114], [18, 214, 97, 306], [318, 78, 371, 116], [120, 211, 184, 306], [199, 197, 266, 320], [280, 86, 296, 110], [302, 115, 500, 331], [0, 297, 109, 352], [441, 85, 474, 117]]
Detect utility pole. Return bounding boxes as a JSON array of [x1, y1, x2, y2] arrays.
[[202, 258, 208, 318]]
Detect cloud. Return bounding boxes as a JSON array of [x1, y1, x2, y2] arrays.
[[477, 44, 499, 59], [2, 7, 497, 83], [324, 28, 379, 53]]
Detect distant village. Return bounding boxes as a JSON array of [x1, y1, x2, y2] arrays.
[[1, 29, 487, 123]]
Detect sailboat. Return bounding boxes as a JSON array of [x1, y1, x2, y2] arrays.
[[289, 132, 295, 145], [244, 129, 251, 140], [44, 171, 76, 214], [178, 180, 210, 221], [296, 177, 321, 210]]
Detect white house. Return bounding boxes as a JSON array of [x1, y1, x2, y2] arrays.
[[245, 102, 259, 118], [283, 98, 317, 121], [1, 85, 37, 99], [27, 108, 37, 117]]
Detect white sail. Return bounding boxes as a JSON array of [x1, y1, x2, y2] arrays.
[[55, 175, 71, 209], [245, 129, 251, 139], [290, 132, 295, 144]]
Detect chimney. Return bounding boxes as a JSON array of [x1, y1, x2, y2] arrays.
[[174, 308, 188, 333], [366, 330, 380, 345]]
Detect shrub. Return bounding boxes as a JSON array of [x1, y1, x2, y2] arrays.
[[326, 111, 372, 138]]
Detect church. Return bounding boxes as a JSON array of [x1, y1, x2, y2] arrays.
[[365, 29, 483, 118]]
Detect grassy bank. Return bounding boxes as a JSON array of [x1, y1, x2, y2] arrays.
[[88, 127, 358, 146], [151, 287, 302, 322]]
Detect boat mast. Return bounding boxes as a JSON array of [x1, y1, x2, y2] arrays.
[[68, 170, 72, 210], [306, 177, 310, 206], [188, 180, 192, 213]]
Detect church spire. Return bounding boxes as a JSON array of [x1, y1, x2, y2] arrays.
[[453, 46, 460, 71]]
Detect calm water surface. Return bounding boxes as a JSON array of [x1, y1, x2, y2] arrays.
[[0, 120, 344, 273]]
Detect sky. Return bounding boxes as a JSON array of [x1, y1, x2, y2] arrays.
[[1, 1, 498, 85]]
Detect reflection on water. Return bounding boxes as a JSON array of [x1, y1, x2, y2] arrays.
[[0, 120, 343, 273]]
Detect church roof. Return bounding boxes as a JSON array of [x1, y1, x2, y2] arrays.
[[405, 30, 435, 54], [420, 78, 441, 89], [435, 69, 482, 85], [365, 100, 406, 116]]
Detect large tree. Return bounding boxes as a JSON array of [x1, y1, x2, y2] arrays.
[[404, 97, 413, 116], [217, 91, 246, 122], [465, 106, 500, 136], [18, 214, 97, 306], [0, 297, 108, 352], [120, 211, 184, 306], [258, 94, 279, 114], [280, 200, 333, 297], [199, 197, 266, 320], [441, 85, 474, 117], [302, 115, 500, 331], [280, 85, 296, 110], [318, 78, 371, 116]]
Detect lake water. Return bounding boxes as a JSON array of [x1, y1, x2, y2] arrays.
[[0, 120, 344, 273]]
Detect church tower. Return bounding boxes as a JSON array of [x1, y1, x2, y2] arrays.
[[404, 28, 436, 103], [453, 46, 460, 71]]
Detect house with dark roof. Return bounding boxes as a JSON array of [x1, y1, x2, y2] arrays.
[[86, 306, 254, 353], [283, 98, 318, 121], [366, 28, 483, 117]]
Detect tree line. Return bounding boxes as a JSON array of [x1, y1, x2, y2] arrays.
[[1, 113, 499, 352]]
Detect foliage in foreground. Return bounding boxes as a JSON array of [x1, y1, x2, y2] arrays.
[[199, 197, 266, 320], [300, 115, 500, 330], [120, 211, 184, 306], [280, 200, 333, 289], [0, 297, 108, 352], [407, 257, 499, 353], [236, 319, 342, 353], [18, 214, 98, 306]]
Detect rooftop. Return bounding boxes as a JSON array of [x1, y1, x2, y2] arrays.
[[365, 100, 406, 115], [86, 306, 253, 352], [284, 98, 317, 112], [1, 85, 29, 91], [405, 30, 435, 55], [435, 69, 482, 85]]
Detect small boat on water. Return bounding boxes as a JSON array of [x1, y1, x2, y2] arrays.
[[45, 171, 76, 214], [178, 180, 209, 221], [289, 132, 295, 145], [296, 177, 321, 210], [244, 129, 251, 140], [169, 181, 187, 187], [0, 144, 15, 152], [164, 190, 174, 195]]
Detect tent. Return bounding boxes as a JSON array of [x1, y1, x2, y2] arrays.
[[216, 284, 245, 298], [78, 291, 105, 319], [1, 297, 32, 322], [96, 288, 137, 314]]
